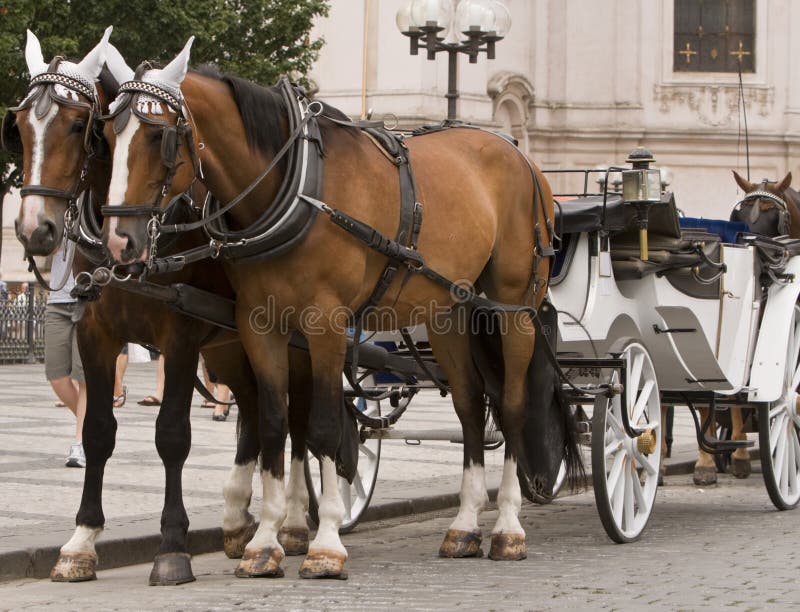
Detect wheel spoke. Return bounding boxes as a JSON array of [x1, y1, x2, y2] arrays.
[[631, 380, 655, 424], [787, 427, 798, 496], [628, 352, 644, 398], [611, 457, 626, 527], [339, 477, 352, 519], [631, 469, 649, 514], [633, 449, 658, 476], [359, 444, 378, 462], [623, 465, 635, 532], [771, 411, 787, 454], [606, 450, 626, 500], [607, 409, 624, 437], [605, 440, 623, 457], [352, 469, 367, 499], [774, 424, 787, 486]]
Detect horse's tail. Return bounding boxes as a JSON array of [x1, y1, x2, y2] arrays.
[[469, 302, 584, 501]]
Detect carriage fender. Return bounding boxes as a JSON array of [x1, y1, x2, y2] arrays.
[[747, 256, 800, 403]]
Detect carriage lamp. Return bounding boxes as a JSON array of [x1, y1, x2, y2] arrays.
[[622, 148, 662, 261], [396, 0, 512, 119]]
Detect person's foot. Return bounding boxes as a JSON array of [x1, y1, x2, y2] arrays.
[[113, 386, 127, 408], [66, 443, 86, 468], [212, 408, 228, 421]]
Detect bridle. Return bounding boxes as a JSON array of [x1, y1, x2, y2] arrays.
[[2, 59, 107, 212], [1, 58, 110, 289], [732, 179, 791, 236]]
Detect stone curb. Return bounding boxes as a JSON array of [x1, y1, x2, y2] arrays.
[[0, 456, 702, 583]]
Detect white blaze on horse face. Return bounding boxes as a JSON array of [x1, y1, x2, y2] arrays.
[[105, 114, 141, 259], [19, 103, 58, 239], [449, 461, 488, 533]]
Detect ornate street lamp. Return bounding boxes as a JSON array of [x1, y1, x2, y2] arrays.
[[396, 0, 512, 120]]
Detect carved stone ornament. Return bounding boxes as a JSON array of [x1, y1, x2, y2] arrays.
[[653, 83, 773, 127]]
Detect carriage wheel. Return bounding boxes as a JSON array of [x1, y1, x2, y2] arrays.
[[758, 304, 800, 511], [305, 377, 381, 534], [592, 343, 661, 543]]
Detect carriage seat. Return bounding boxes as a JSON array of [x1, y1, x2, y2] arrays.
[[554, 194, 628, 234], [610, 228, 723, 298]]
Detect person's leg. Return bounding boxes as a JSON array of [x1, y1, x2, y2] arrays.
[[153, 354, 165, 402], [75, 381, 86, 443], [212, 384, 231, 421], [50, 377, 79, 415], [114, 351, 128, 402]]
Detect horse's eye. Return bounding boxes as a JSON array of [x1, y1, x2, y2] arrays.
[[71, 121, 85, 133]]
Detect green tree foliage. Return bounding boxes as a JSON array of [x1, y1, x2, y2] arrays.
[[0, 0, 329, 195]]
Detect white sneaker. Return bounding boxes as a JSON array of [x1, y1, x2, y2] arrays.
[[66, 443, 86, 468]]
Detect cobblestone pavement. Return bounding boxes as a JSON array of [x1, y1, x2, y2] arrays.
[[1, 473, 796, 610]]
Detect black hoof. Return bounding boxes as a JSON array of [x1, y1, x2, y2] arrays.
[[148, 552, 196, 586]]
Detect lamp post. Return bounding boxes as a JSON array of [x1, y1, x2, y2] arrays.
[[396, 0, 511, 120]]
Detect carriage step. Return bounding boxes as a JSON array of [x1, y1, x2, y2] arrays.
[[703, 438, 755, 451]]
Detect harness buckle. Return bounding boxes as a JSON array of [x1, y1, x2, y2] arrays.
[[307, 100, 324, 117], [209, 239, 223, 259]]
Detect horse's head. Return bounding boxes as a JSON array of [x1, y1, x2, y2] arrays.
[[731, 170, 793, 237], [102, 38, 198, 264], [6, 28, 112, 256]]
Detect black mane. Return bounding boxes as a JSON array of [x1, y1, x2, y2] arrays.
[[193, 64, 287, 156]]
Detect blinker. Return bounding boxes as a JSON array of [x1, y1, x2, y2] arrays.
[[1, 110, 22, 155]]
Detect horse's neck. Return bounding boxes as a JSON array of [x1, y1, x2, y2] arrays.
[[185, 76, 287, 228], [784, 186, 800, 238]]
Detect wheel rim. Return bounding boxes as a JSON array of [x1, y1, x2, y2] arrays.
[[596, 343, 661, 540], [760, 305, 800, 508], [307, 378, 381, 532]]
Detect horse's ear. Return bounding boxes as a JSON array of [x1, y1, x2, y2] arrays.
[[160, 36, 194, 88], [105, 42, 134, 84], [75, 25, 112, 80], [776, 172, 793, 194], [25, 30, 48, 78], [733, 170, 755, 193]]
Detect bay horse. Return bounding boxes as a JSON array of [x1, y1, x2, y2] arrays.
[[7, 30, 317, 585], [690, 170, 800, 485], [100, 38, 580, 579]]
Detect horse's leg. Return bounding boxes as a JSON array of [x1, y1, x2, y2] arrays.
[[234, 330, 290, 579], [693, 405, 717, 486], [280, 349, 313, 556], [297, 328, 349, 579], [51, 322, 118, 582], [728, 407, 752, 479], [204, 346, 259, 559], [427, 324, 488, 559], [487, 313, 535, 561], [148, 346, 201, 586]]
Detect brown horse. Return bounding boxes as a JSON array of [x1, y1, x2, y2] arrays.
[[8, 31, 315, 585], [731, 171, 800, 238], [100, 39, 579, 579], [690, 170, 800, 487]]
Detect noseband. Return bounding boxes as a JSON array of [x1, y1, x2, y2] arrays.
[[732, 181, 791, 236]]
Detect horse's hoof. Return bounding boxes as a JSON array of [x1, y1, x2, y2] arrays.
[[438, 529, 483, 558], [224, 515, 258, 559], [50, 552, 98, 582], [298, 548, 348, 580], [278, 527, 309, 556], [148, 552, 195, 586], [693, 465, 717, 486], [729, 457, 752, 479], [658, 463, 666, 487], [234, 547, 284, 578], [488, 532, 527, 561]]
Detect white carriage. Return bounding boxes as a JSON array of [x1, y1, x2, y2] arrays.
[[547, 151, 800, 542]]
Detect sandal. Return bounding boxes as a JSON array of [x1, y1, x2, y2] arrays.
[[212, 411, 227, 422], [137, 395, 161, 406], [113, 386, 127, 408], [200, 400, 216, 408]]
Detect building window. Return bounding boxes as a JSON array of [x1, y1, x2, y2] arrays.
[[674, 0, 755, 73]]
